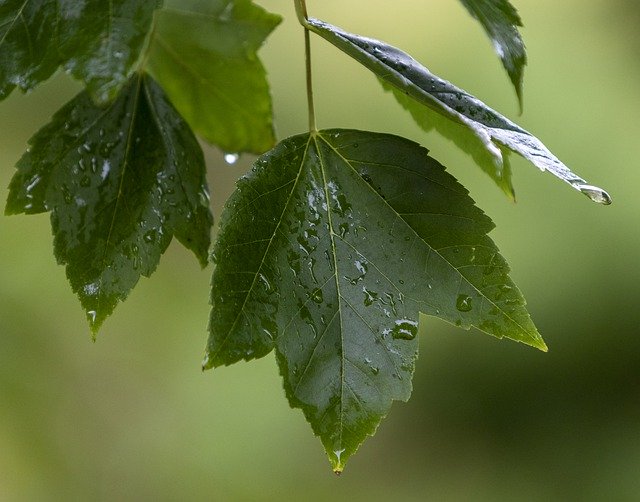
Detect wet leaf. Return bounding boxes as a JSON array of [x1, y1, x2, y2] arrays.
[[0, 1, 60, 97], [205, 129, 545, 472], [305, 18, 611, 205], [59, 0, 162, 104], [458, 0, 527, 107], [381, 80, 516, 199], [147, 0, 281, 154], [6, 74, 212, 334], [0, 0, 162, 104]]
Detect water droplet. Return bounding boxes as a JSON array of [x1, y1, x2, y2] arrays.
[[201, 353, 210, 371], [83, 283, 99, 296], [258, 273, 273, 294], [363, 288, 377, 306], [574, 183, 612, 205], [144, 229, 157, 243], [333, 448, 346, 474], [224, 152, 239, 165], [311, 288, 323, 303], [87, 310, 97, 324], [391, 318, 418, 340], [456, 294, 473, 312]]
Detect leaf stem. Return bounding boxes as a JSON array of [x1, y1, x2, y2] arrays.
[[294, 0, 309, 26], [304, 26, 317, 132], [138, 7, 161, 72], [295, 0, 316, 132]]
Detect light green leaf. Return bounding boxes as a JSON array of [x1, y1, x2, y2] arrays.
[[59, 0, 163, 104], [205, 129, 544, 472], [305, 18, 611, 205], [458, 0, 527, 107], [6, 73, 212, 334], [147, 0, 281, 154]]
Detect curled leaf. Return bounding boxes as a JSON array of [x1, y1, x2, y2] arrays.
[[305, 17, 611, 205]]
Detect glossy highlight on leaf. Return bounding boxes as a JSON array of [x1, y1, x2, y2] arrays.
[[58, 0, 162, 104], [147, 0, 281, 154], [458, 0, 527, 107], [304, 17, 611, 205], [0, 1, 60, 97], [6, 73, 212, 334], [205, 129, 545, 471], [0, 0, 162, 104]]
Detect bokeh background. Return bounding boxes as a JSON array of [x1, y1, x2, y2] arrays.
[[1, 0, 639, 499]]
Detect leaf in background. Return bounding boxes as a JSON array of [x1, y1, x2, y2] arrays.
[[58, 0, 163, 104], [305, 18, 611, 205], [0, 1, 60, 97], [147, 0, 281, 154], [0, 0, 162, 104], [458, 0, 527, 107], [6, 74, 212, 334], [205, 129, 545, 472]]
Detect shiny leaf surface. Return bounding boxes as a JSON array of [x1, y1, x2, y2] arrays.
[[59, 0, 162, 104], [0, 1, 60, 97], [458, 0, 527, 106], [147, 0, 281, 154], [205, 129, 545, 471], [0, 0, 161, 104], [305, 18, 611, 205], [6, 74, 212, 333]]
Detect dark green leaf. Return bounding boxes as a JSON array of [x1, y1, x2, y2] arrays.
[[59, 0, 162, 104], [458, 0, 527, 107], [0, 1, 60, 96], [205, 129, 545, 471], [147, 0, 281, 154], [6, 73, 212, 334], [0, 1, 162, 104], [305, 18, 611, 205]]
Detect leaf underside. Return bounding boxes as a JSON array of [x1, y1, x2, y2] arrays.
[[0, 0, 162, 104], [206, 129, 544, 471], [6, 73, 212, 333], [147, 0, 282, 154], [305, 17, 611, 205], [458, 0, 527, 107]]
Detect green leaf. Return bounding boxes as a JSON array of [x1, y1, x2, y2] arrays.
[[205, 129, 545, 472], [0, 0, 162, 104], [0, 1, 60, 96], [458, 0, 527, 107], [147, 0, 281, 154], [304, 18, 612, 205], [381, 80, 516, 200], [6, 73, 212, 334], [59, 0, 163, 104]]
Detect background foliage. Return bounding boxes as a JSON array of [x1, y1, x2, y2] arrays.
[[1, 0, 638, 499]]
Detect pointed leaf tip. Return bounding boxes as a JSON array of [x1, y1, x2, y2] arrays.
[[458, 0, 527, 106]]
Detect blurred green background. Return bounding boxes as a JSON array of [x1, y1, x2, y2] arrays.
[[1, 0, 639, 499]]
